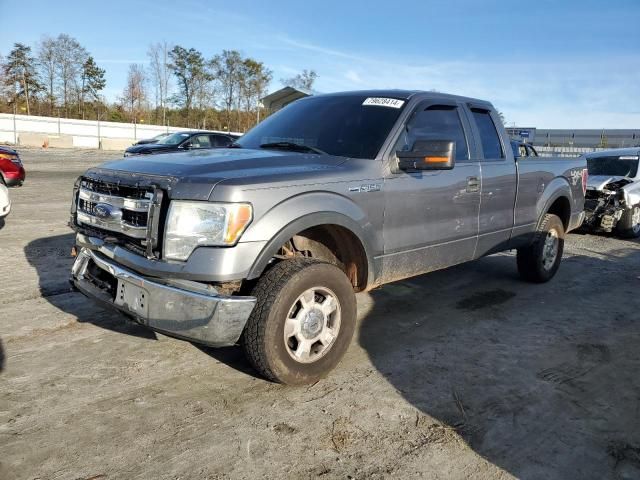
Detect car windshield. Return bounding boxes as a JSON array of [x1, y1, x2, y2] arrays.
[[587, 155, 639, 177], [157, 132, 191, 145], [236, 95, 407, 159]]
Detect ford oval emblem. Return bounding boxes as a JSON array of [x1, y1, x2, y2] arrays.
[[94, 203, 114, 219]]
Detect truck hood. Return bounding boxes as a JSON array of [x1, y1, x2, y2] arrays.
[[587, 175, 633, 191], [86, 148, 348, 200]]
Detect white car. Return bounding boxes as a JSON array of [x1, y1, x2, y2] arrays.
[[0, 183, 10, 223]]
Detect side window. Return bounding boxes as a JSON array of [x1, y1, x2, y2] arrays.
[[471, 109, 504, 159], [396, 105, 469, 161], [191, 135, 212, 148], [212, 134, 232, 147]]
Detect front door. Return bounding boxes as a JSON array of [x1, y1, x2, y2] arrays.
[[379, 102, 481, 283]]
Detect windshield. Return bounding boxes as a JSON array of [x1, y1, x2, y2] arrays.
[[157, 132, 191, 145], [587, 156, 639, 177], [236, 95, 407, 159]]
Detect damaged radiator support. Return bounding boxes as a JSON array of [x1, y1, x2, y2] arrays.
[[584, 179, 632, 232]]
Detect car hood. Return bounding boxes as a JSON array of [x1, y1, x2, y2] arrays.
[[587, 175, 634, 191], [85, 148, 348, 200], [0, 145, 18, 156]]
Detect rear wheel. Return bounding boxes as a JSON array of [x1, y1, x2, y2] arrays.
[[242, 258, 357, 385], [616, 205, 640, 238], [517, 213, 565, 283]]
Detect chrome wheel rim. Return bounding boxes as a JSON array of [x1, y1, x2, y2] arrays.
[[632, 207, 640, 234], [542, 228, 559, 270], [284, 287, 341, 364]]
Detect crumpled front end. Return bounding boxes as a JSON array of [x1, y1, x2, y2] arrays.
[[583, 177, 635, 232]]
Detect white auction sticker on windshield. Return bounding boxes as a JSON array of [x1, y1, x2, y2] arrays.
[[362, 97, 405, 108]]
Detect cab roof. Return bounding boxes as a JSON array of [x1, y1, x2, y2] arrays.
[[316, 89, 494, 108]]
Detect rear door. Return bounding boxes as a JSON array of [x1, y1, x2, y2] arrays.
[[210, 134, 234, 147], [380, 101, 480, 281], [466, 107, 518, 257]]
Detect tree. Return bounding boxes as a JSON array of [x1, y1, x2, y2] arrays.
[[496, 110, 506, 126], [37, 36, 57, 114], [80, 56, 105, 119], [120, 63, 147, 122], [53, 34, 87, 116], [211, 50, 243, 131], [3, 43, 42, 115], [168, 46, 211, 127], [239, 58, 272, 127], [280, 69, 317, 90], [147, 41, 172, 125]]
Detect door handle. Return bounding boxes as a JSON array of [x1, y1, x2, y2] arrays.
[[466, 176, 480, 193]]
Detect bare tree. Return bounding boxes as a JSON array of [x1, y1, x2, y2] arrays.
[[280, 69, 317, 90], [53, 34, 87, 117], [147, 41, 172, 125], [37, 36, 57, 115], [120, 63, 147, 122]]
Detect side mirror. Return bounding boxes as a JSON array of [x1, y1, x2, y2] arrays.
[[397, 140, 455, 171], [180, 142, 192, 150]]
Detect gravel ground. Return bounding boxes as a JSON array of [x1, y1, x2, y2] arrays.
[[1, 147, 639, 480]]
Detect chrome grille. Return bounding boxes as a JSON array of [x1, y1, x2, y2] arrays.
[[76, 181, 153, 240]]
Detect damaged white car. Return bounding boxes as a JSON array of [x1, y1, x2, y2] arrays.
[[583, 148, 640, 238]]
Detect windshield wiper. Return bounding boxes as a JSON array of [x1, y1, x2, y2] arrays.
[[259, 142, 327, 155]]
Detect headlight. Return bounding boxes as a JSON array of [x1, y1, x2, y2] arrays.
[[164, 201, 252, 261]]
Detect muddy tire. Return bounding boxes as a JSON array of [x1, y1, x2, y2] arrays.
[[616, 205, 640, 238], [517, 213, 565, 283], [242, 258, 357, 385]]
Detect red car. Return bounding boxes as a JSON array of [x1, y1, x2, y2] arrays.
[[0, 146, 25, 187]]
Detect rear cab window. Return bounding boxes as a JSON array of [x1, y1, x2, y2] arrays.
[[471, 109, 504, 160]]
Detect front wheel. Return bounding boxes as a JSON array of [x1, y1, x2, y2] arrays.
[[242, 258, 357, 385], [517, 213, 565, 283], [616, 205, 640, 238]]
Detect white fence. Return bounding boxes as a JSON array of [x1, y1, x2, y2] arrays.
[[535, 145, 613, 158], [0, 113, 238, 150]]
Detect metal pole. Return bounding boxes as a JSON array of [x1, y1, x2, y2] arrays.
[[13, 105, 17, 145]]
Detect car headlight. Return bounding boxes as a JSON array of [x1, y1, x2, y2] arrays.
[[164, 201, 253, 261]]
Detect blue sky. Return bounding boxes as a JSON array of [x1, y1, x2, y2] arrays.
[[1, 0, 639, 128]]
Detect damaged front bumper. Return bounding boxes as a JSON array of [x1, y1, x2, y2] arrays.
[[71, 248, 256, 347]]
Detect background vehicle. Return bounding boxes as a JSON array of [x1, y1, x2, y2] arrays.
[[0, 146, 26, 186], [0, 183, 10, 227], [511, 140, 538, 158], [583, 147, 640, 237], [124, 131, 239, 156], [133, 132, 173, 145], [70, 90, 586, 385]]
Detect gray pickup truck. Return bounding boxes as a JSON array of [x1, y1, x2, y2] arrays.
[[70, 90, 587, 385]]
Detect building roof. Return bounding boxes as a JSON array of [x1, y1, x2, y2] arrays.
[[261, 86, 315, 111]]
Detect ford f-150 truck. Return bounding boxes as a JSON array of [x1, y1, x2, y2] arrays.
[[69, 90, 587, 385]]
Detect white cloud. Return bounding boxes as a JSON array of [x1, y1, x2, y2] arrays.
[[274, 37, 640, 129]]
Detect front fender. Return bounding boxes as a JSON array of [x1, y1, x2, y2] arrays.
[[242, 192, 377, 282]]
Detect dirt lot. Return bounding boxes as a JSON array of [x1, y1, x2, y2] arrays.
[[1, 147, 639, 480]]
